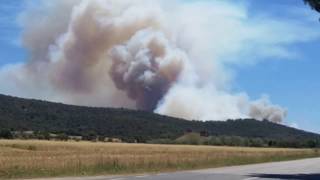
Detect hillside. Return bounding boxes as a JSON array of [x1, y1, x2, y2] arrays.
[[0, 94, 319, 147]]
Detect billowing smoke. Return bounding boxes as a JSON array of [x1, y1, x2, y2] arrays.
[[110, 29, 187, 110], [249, 97, 288, 124], [2, 0, 317, 123]]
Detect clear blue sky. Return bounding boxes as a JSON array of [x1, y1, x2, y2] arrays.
[[0, 0, 319, 133]]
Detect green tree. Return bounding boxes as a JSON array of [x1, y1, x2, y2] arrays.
[[0, 129, 13, 139], [304, 0, 320, 13], [57, 133, 69, 141]]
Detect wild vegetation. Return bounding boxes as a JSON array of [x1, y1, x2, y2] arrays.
[[149, 133, 320, 148], [305, 0, 320, 13], [0, 140, 319, 179], [1, 94, 320, 148]]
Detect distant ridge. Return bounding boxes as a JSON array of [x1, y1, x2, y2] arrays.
[[0, 94, 319, 147]]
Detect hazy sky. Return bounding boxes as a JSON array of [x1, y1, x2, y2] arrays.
[[0, 0, 319, 133]]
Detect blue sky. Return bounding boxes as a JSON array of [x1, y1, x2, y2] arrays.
[[0, 0, 319, 133], [0, 1, 27, 66], [235, 0, 320, 133]]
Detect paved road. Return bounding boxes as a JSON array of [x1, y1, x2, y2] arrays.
[[41, 158, 320, 180]]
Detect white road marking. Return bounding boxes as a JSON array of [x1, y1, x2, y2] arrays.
[[156, 173, 166, 176], [243, 177, 258, 180], [135, 175, 149, 178]]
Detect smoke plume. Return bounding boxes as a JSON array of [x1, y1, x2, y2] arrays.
[[2, 0, 316, 123], [249, 97, 288, 124], [110, 29, 187, 110]]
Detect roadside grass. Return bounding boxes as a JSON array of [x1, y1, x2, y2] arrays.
[[0, 140, 319, 179]]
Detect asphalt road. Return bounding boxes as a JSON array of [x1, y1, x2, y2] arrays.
[[42, 157, 320, 180]]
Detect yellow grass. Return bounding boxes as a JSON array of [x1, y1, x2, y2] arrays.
[[0, 140, 319, 179]]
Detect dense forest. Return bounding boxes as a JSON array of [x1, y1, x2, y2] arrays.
[[0, 94, 319, 148]]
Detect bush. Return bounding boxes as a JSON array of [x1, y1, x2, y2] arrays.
[[175, 133, 203, 145], [0, 129, 13, 139]]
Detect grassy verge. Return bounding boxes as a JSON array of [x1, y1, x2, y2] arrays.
[[0, 140, 319, 179]]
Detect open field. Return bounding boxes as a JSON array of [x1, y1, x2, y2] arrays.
[[0, 140, 319, 179]]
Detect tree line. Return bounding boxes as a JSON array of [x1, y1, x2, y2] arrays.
[[1, 94, 320, 148]]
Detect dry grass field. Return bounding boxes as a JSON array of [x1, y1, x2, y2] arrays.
[[0, 140, 319, 179]]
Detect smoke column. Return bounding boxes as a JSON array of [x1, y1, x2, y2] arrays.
[[3, 0, 312, 123], [110, 29, 187, 110]]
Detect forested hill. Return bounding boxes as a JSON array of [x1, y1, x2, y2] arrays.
[[0, 94, 319, 147]]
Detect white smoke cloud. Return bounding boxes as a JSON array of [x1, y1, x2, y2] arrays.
[[249, 96, 287, 124], [290, 122, 299, 129], [0, 0, 319, 123], [155, 85, 249, 121]]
